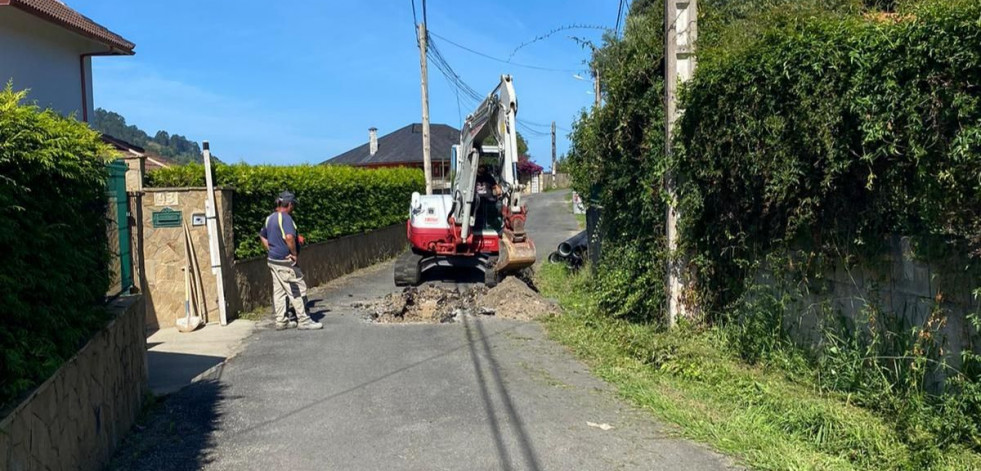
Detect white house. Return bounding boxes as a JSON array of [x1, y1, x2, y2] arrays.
[[0, 0, 134, 122]]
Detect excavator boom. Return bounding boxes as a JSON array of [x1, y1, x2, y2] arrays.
[[453, 75, 535, 272]]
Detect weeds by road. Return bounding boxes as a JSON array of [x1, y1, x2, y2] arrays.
[[535, 264, 981, 471]]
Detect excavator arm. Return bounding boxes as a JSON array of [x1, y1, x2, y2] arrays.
[[452, 75, 535, 272]]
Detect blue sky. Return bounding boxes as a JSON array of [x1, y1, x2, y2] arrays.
[[82, 0, 617, 167]]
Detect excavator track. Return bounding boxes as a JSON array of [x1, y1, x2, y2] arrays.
[[393, 249, 423, 286]]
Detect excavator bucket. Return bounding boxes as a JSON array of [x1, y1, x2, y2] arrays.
[[496, 236, 537, 273]]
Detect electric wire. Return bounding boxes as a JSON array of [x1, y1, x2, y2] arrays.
[[428, 31, 585, 74], [615, 0, 625, 37], [508, 24, 608, 61]]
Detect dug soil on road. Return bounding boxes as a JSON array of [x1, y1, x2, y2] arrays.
[[109, 190, 736, 471]]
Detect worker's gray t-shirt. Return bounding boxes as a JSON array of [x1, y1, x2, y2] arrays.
[[260, 212, 296, 260]]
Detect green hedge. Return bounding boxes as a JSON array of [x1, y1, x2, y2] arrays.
[[566, 0, 981, 460], [678, 0, 981, 313], [0, 87, 112, 408], [148, 163, 424, 259]]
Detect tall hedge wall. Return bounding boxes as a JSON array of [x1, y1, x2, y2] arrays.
[[147, 163, 424, 259], [678, 0, 981, 312], [565, 0, 981, 458], [0, 87, 112, 408]]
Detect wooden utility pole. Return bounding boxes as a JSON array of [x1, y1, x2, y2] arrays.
[[551, 121, 557, 180], [665, 0, 697, 328], [417, 6, 433, 195]]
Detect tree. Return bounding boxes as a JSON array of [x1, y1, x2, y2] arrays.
[[516, 132, 529, 157], [153, 130, 170, 147], [481, 131, 530, 157], [91, 108, 204, 165], [516, 154, 543, 176]]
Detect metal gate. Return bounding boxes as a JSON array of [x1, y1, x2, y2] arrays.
[[106, 160, 133, 296]]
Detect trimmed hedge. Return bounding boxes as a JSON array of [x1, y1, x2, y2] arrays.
[[0, 87, 113, 408], [148, 163, 424, 259]]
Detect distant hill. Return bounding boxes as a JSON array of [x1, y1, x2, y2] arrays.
[[92, 108, 204, 165]]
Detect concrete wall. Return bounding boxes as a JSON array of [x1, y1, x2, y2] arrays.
[[544, 173, 572, 191], [0, 7, 102, 121], [140, 188, 235, 330], [234, 223, 406, 313], [759, 237, 980, 389], [0, 295, 147, 471]]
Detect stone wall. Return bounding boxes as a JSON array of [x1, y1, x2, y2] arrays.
[[140, 188, 235, 330], [234, 223, 406, 313], [0, 295, 147, 471]]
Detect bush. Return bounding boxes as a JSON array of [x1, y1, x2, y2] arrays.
[[147, 163, 424, 259], [0, 86, 113, 409], [567, 0, 981, 459], [678, 0, 981, 313]]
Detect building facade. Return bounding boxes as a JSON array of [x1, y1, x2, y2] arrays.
[[0, 0, 134, 121]]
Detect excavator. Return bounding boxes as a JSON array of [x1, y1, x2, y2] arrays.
[[394, 75, 536, 287]]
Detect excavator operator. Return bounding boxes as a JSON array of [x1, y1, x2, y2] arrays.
[[474, 165, 503, 232]]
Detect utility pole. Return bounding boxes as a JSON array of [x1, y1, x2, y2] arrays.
[[593, 67, 601, 108], [550, 121, 557, 182], [417, 1, 433, 195], [665, 0, 697, 328]]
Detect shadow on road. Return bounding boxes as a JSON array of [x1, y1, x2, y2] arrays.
[[108, 379, 227, 471], [464, 316, 543, 471], [147, 351, 225, 396]]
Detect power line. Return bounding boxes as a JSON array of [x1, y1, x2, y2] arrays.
[[410, 0, 418, 25], [427, 31, 585, 74], [518, 119, 553, 129], [426, 36, 484, 106], [508, 24, 608, 61], [517, 121, 551, 138], [615, 0, 625, 37]]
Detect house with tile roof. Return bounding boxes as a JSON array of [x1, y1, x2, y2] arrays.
[[324, 123, 460, 189], [0, 0, 135, 122]]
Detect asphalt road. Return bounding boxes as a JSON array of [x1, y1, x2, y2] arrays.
[[110, 190, 734, 471]]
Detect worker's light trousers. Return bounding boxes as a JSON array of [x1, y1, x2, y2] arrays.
[[268, 260, 312, 326]]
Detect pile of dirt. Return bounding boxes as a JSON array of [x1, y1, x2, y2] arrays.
[[357, 276, 559, 324], [357, 284, 489, 323], [476, 276, 560, 320]]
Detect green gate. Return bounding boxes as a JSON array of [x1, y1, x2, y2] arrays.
[[107, 160, 133, 295]]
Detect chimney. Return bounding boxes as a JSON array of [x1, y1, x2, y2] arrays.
[[369, 127, 378, 156]]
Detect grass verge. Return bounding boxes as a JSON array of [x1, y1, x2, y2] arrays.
[[535, 263, 981, 470]]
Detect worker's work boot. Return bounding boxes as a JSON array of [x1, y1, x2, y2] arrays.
[[275, 319, 298, 331], [297, 319, 323, 330]]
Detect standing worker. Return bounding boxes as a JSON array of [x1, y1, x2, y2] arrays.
[[259, 191, 323, 331]]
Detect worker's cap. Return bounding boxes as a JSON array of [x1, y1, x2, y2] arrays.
[[276, 191, 297, 205]]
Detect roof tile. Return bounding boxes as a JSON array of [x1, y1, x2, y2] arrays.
[[4, 0, 135, 53], [324, 123, 460, 166]]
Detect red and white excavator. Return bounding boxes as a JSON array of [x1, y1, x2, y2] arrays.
[[394, 75, 536, 287]]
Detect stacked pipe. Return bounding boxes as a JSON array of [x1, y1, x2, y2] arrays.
[[548, 230, 587, 269]]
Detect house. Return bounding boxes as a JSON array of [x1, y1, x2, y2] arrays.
[[0, 0, 135, 122], [323, 123, 460, 189]]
